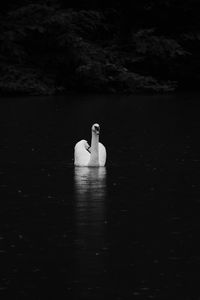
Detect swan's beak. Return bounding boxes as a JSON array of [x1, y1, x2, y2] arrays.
[[94, 126, 100, 134]]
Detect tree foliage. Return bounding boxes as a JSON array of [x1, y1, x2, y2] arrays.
[[0, 1, 200, 95]]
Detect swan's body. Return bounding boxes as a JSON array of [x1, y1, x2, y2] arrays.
[[74, 124, 106, 167]]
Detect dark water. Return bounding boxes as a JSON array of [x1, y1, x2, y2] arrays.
[[0, 93, 200, 299]]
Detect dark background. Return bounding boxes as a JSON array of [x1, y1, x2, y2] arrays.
[[0, 0, 200, 95], [1, 2, 200, 299]]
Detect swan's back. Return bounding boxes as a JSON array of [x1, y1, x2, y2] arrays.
[[74, 140, 90, 166], [99, 142, 106, 166]]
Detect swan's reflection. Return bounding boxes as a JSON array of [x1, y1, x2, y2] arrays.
[[74, 167, 107, 200], [74, 167, 107, 243], [74, 167, 107, 284]]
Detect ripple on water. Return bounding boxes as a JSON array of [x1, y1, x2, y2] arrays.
[[0, 250, 6, 254], [0, 286, 8, 291]]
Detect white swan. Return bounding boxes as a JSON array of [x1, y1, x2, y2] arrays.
[[74, 123, 106, 167]]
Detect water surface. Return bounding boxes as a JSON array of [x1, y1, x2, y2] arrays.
[[0, 93, 200, 299]]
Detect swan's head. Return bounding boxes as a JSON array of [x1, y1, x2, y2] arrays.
[[92, 123, 100, 135]]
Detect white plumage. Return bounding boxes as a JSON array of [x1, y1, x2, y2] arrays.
[[74, 124, 106, 167]]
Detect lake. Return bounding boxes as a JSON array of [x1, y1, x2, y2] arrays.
[[0, 93, 200, 299]]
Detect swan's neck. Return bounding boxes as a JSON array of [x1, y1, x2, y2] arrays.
[[88, 131, 99, 166]]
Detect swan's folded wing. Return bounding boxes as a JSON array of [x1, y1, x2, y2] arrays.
[[74, 141, 90, 166], [99, 143, 106, 166]]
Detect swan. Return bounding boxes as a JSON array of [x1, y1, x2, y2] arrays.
[[74, 123, 106, 167]]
